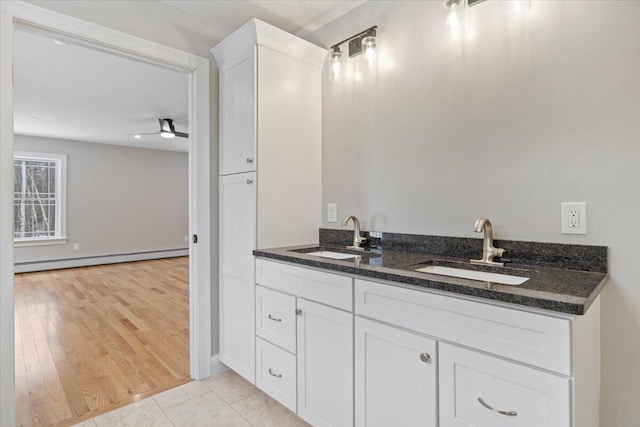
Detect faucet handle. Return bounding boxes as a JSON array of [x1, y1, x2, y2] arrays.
[[496, 248, 506, 258]]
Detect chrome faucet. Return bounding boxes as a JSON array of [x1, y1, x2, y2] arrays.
[[471, 218, 505, 266], [342, 215, 367, 251]]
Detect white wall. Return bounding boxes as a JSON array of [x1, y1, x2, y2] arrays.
[[14, 135, 188, 263], [305, 1, 639, 425]]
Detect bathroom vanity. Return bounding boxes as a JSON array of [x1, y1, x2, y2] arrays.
[[251, 230, 607, 427]]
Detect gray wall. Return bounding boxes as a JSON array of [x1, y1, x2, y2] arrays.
[[305, 1, 639, 425], [14, 135, 188, 263]]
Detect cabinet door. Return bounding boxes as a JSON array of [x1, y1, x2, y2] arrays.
[[297, 299, 353, 427], [219, 172, 256, 383], [354, 317, 437, 427], [439, 343, 570, 427], [220, 53, 255, 175]]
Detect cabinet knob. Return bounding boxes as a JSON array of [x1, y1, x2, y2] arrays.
[[419, 353, 431, 363], [246, 179, 253, 185], [268, 368, 282, 378], [246, 158, 254, 164], [295, 309, 302, 316]]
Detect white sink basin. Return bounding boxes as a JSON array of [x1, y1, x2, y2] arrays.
[[416, 265, 529, 286], [306, 251, 361, 260]]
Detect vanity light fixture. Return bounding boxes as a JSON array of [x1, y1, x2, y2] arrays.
[[444, 0, 487, 38], [328, 25, 378, 82], [361, 35, 377, 71], [328, 46, 344, 83]]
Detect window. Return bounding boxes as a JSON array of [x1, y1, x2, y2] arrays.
[[13, 152, 66, 246]]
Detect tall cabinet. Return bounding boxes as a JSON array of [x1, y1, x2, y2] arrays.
[[212, 19, 325, 384]]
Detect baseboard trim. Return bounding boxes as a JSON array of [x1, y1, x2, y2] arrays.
[[14, 248, 189, 273], [210, 354, 229, 377]]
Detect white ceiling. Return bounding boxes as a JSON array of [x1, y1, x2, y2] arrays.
[[14, 1, 366, 152], [14, 30, 190, 152], [162, 0, 366, 39]]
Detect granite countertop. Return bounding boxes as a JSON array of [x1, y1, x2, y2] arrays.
[[253, 238, 609, 315]]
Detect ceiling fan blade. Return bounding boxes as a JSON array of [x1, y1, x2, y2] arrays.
[[174, 131, 189, 138]]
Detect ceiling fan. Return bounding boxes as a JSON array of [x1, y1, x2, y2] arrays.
[[130, 118, 188, 139]]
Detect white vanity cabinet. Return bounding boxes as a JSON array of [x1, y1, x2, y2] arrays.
[[255, 259, 354, 427], [212, 19, 325, 384], [252, 259, 601, 427], [354, 278, 601, 427]]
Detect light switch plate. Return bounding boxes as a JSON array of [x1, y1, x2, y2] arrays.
[[327, 203, 337, 223], [562, 202, 587, 234]]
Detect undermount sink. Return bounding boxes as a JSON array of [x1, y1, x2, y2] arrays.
[[416, 265, 530, 286], [306, 251, 361, 260]]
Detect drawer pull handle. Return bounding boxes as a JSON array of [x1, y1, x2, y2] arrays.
[[477, 398, 518, 417], [419, 353, 431, 363], [295, 309, 303, 316], [246, 179, 253, 185], [268, 368, 282, 378], [246, 158, 254, 164], [268, 314, 282, 322]]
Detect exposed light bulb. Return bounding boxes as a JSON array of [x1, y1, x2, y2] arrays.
[[447, 10, 461, 37], [361, 35, 378, 71], [509, 0, 532, 17], [329, 47, 344, 83], [444, 0, 465, 39], [160, 131, 175, 139]]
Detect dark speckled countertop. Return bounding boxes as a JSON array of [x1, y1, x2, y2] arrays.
[[253, 230, 608, 315]]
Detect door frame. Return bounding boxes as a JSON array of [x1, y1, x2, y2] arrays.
[[0, 2, 212, 425]]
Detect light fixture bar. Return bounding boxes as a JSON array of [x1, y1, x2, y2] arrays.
[[330, 25, 377, 58], [444, 0, 486, 8]]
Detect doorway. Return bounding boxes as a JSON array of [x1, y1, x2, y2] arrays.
[[0, 4, 212, 426]]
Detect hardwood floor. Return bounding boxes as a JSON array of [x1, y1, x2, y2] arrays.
[[14, 257, 190, 427]]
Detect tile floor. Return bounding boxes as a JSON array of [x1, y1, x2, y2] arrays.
[[72, 369, 310, 427]]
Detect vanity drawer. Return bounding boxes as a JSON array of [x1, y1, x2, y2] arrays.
[[256, 337, 297, 412], [355, 279, 572, 375], [256, 259, 353, 311], [439, 343, 570, 427], [256, 286, 296, 353]]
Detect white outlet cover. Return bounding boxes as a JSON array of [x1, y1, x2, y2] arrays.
[[562, 202, 587, 234]]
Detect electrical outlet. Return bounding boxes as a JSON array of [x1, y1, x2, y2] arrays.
[[328, 203, 337, 223], [73, 243, 80, 251], [562, 202, 587, 234]]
